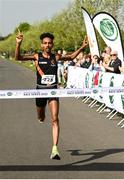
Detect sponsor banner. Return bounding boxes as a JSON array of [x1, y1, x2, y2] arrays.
[[95, 72, 106, 103], [67, 66, 88, 89], [112, 74, 124, 114], [90, 71, 104, 102], [82, 7, 100, 57], [0, 86, 124, 99], [100, 73, 124, 113], [67, 66, 124, 114], [0, 88, 93, 99], [101, 72, 117, 109], [93, 12, 124, 62]]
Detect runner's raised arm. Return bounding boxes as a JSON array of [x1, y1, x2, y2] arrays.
[[15, 32, 37, 61], [56, 36, 88, 61]]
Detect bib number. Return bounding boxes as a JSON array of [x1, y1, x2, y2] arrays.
[[41, 75, 55, 85]]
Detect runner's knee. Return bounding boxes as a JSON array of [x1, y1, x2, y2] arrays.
[[51, 114, 59, 125]]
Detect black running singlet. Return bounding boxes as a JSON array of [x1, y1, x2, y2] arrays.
[[36, 52, 58, 86]]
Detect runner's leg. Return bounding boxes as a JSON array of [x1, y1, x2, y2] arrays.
[[48, 99, 60, 159], [36, 106, 45, 122], [48, 99, 59, 145], [35, 97, 47, 123]]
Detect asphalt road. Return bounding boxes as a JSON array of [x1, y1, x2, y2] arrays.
[[0, 58, 124, 179]]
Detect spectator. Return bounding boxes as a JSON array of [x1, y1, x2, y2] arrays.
[[57, 50, 66, 86], [63, 60, 75, 83], [75, 52, 83, 67], [104, 50, 122, 74], [81, 54, 91, 68], [119, 66, 124, 74], [102, 55, 111, 66], [89, 55, 105, 72], [101, 46, 111, 59]]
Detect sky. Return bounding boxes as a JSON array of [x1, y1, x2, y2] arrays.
[[0, 0, 73, 36]]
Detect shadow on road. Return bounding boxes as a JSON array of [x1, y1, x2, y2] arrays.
[[67, 148, 124, 165], [0, 148, 124, 171]]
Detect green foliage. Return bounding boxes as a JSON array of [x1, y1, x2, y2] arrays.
[[0, 34, 16, 53], [0, 0, 123, 56], [80, 0, 121, 17], [14, 22, 31, 33]]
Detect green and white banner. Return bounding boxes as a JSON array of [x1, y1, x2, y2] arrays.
[[93, 12, 124, 63], [67, 66, 124, 114], [82, 7, 100, 57]]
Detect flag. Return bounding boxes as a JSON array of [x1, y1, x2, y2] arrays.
[[81, 7, 100, 57], [93, 12, 124, 63]]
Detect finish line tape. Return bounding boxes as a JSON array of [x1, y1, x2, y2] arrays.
[[0, 87, 124, 99]]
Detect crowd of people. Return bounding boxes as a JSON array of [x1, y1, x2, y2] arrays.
[[57, 46, 123, 87]]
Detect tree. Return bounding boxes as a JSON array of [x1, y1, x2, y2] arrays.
[[14, 22, 31, 33], [51, 1, 85, 51], [0, 36, 4, 41], [1, 0, 122, 55], [116, 0, 124, 31], [80, 0, 121, 17]]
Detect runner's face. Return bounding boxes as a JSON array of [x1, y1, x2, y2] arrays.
[[41, 37, 53, 53]]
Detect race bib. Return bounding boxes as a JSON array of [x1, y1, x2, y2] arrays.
[[41, 75, 55, 85]]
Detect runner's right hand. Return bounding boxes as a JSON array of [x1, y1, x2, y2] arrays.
[[16, 29, 23, 44]]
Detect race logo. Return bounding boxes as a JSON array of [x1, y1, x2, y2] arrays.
[[85, 73, 89, 88], [109, 76, 114, 104], [91, 75, 94, 88], [93, 89, 98, 94], [98, 74, 103, 88], [98, 73, 103, 100], [100, 18, 118, 41], [7, 92, 13, 96], [51, 91, 56, 95]]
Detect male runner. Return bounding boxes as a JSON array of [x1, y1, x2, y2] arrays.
[[15, 32, 88, 160]]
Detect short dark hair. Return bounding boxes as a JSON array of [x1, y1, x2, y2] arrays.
[[40, 32, 54, 41]]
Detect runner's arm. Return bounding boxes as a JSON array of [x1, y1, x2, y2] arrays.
[[15, 33, 36, 61], [56, 36, 88, 61]]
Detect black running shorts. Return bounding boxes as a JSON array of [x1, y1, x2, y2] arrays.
[[35, 85, 59, 107]]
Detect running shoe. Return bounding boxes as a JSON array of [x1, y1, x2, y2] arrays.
[[38, 118, 44, 123], [50, 145, 60, 160]]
